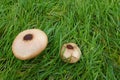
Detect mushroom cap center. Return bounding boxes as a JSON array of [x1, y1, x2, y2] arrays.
[[66, 44, 74, 49], [23, 34, 33, 41]]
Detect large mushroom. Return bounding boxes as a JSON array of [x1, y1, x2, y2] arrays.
[[12, 29, 48, 60]]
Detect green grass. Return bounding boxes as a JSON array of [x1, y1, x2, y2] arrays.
[[0, 0, 120, 80]]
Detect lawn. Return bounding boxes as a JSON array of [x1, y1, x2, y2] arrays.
[[0, 0, 120, 80]]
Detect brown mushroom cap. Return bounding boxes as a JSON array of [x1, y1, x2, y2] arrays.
[[12, 29, 48, 60], [60, 43, 82, 63]]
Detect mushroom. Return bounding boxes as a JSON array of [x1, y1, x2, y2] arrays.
[[12, 29, 48, 60], [60, 43, 82, 63]]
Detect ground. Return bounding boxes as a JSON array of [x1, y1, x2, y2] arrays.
[[0, 0, 120, 80]]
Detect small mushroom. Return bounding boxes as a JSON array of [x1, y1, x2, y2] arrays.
[[60, 43, 82, 63], [12, 29, 48, 60]]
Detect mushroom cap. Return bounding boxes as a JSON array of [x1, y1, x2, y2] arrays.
[[12, 29, 48, 60], [60, 43, 81, 63]]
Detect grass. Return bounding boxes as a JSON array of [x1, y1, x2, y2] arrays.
[[0, 0, 120, 80]]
